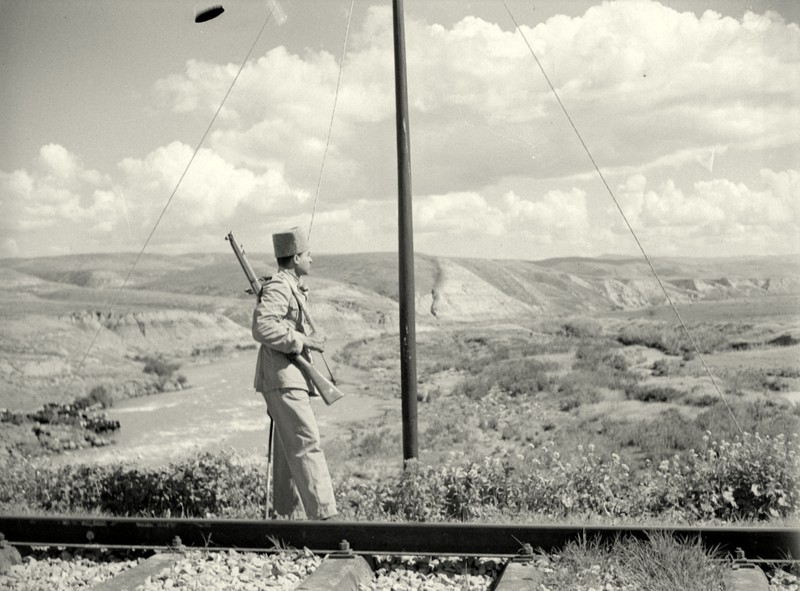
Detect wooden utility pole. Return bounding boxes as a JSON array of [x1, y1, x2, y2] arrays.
[[392, 0, 418, 461]]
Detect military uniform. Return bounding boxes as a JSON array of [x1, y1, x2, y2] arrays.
[[252, 228, 337, 520]]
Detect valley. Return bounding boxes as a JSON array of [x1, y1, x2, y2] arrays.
[[0, 252, 798, 476]]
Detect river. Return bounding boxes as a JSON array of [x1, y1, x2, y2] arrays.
[[59, 347, 397, 467]]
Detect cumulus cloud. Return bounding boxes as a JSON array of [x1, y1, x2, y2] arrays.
[[38, 144, 79, 179], [615, 168, 800, 255], [406, 188, 595, 257], [0, 146, 118, 232], [2, 1, 797, 259], [120, 142, 265, 225], [148, 1, 798, 200], [0, 142, 308, 254]]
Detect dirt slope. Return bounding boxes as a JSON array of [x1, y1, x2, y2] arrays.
[[0, 252, 797, 411]]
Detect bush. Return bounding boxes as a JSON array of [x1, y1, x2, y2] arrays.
[[84, 385, 114, 408], [0, 450, 266, 518], [617, 322, 728, 356], [651, 358, 682, 377], [574, 342, 628, 372], [560, 317, 604, 339], [644, 432, 799, 520], [451, 358, 556, 400], [3, 434, 797, 524], [696, 399, 800, 442], [555, 373, 603, 409], [142, 356, 180, 378], [626, 384, 684, 403], [610, 409, 700, 457]]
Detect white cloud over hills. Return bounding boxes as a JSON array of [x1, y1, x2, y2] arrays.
[[1, 1, 798, 259]]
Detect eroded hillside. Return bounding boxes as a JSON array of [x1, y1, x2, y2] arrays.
[[0, 252, 797, 411]]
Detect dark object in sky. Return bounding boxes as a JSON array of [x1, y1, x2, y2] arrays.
[[195, 5, 225, 23]]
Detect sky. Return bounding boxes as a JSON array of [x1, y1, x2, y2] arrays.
[[1, 0, 798, 261]]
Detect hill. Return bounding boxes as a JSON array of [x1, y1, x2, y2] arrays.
[[0, 251, 797, 411], [4, 251, 797, 316]]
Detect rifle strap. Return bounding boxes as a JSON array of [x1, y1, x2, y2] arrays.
[[285, 280, 311, 332], [285, 280, 337, 384]]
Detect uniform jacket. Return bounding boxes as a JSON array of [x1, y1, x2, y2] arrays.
[[252, 270, 315, 394]]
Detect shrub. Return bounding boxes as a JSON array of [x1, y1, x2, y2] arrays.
[[626, 384, 684, 403], [492, 358, 556, 397], [356, 428, 393, 457], [0, 450, 267, 517], [574, 342, 628, 372], [617, 322, 728, 356], [644, 432, 800, 520], [696, 399, 800, 442], [142, 356, 180, 378], [3, 433, 797, 524], [554, 374, 603, 410], [609, 409, 701, 457], [684, 393, 719, 407], [451, 358, 556, 400], [566, 343, 638, 397], [720, 367, 791, 395], [84, 385, 114, 408], [453, 375, 492, 400], [560, 317, 604, 339], [651, 358, 682, 377]]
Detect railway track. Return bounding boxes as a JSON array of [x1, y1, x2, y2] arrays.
[[1, 516, 798, 590]]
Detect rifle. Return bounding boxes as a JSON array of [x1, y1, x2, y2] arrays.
[[226, 231, 344, 406]]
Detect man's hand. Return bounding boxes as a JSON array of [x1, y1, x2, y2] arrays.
[[304, 335, 326, 353]]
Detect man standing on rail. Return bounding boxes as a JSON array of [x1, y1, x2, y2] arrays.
[[252, 227, 338, 521]]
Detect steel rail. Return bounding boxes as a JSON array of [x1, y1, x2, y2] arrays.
[[1, 516, 797, 560]]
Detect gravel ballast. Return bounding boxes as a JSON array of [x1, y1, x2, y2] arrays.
[[1, 547, 796, 590]]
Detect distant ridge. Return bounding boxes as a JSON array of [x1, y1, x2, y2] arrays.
[[0, 252, 797, 323]]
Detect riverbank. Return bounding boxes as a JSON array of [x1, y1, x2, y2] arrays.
[[50, 341, 397, 467]]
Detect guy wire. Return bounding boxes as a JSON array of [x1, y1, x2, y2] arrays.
[[62, 5, 278, 399], [500, 0, 743, 434], [307, 0, 356, 242]]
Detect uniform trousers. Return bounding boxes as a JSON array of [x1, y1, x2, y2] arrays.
[[261, 388, 337, 520]]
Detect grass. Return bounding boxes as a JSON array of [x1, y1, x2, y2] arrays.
[[536, 532, 729, 591], [3, 277, 798, 533], [616, 321, 732, 356], [626, 384, 685, 403], [392, 316, 800, 476]]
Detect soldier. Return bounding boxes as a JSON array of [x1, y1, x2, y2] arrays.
[[252, 227, 338, 520]]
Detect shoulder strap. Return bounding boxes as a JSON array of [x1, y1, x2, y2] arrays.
[[285, 280, 308, 317]]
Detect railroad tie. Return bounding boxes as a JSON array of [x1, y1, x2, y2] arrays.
[[724, 563, 770, 591], [493, 561, 542, 590], [0, 534, 22, 575], [87, 553, 180, 591], [294, 543, 373, 591]]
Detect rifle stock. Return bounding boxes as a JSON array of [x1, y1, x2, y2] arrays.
[[226, 231, 344, 406], [291, 354, 344, 405]]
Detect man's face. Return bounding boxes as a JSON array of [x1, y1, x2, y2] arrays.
[[294, 250, 312, 276]]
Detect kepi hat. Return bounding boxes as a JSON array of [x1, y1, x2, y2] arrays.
[[272, 227, 309, 258]]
